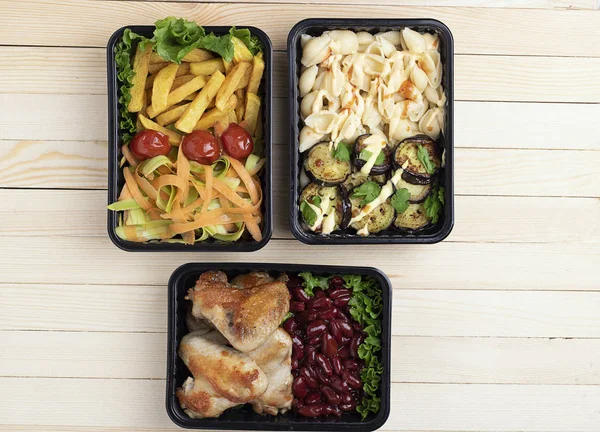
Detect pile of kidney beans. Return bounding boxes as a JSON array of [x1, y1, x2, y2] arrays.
[[282, 274, 365, 418]]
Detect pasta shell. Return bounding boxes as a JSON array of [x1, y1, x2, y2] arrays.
[[407, 100, 427, 123], [299, 65, 319, 97], [377, 30, 403, 46], [301, 90, 319, 119], [390, 116, 416, 142], [305, 111, 338, 134], [364, 54, 388, 76], [410, 64, 429, 92], [375, 35, 397, 58], [423, 33, 440, 51], [300, 34, 312, 49], [356, 31, 375, 52], [339, 112, 362, 141], [299, 125, 325, 153], [328, 30, 359, 55], [402, 28, 426, 54], [419, 50, 442, 88], [424, 85, 446, 107], [312, 70, 327, 92], [418, 108, 442, 140], [302, 35, 332, 67]]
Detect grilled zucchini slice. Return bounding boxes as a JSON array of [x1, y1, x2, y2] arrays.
[[304, 142, 351, 186], [393, 169, 432, 203], [353, 134, 392, 175], [299, 183, 351, 232], [349, 194, 395, 235], [393, 135, 440, 183], [393, 203, 431, 233]]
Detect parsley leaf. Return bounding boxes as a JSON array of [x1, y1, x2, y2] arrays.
[[359, 149, 385, 165], [423, 186, 445, 224], [417, 144, 436, 174], [352, 181, 381, 207], [298, 272, 330, 297], [390, 188, 410, 213], [299, 200, 318, 227], [333, 142, 351, 161]]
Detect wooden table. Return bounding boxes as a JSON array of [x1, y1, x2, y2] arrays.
[[1, 0, 600, 431]]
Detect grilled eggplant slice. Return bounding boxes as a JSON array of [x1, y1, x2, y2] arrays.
[[393, 135, 440, 182], [304, 142, 352, 186], [349, 194, 395, 235], [353, 134, 392, 175], [393, 169, 432, 203], [341, 172, 388, 196], [393, 203, 431, 233], [299, 183, 351, 233]]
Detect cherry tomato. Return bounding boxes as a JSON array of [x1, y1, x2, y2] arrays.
[[221, 123, 254, 159], [129, 130, 171, 160], [181, 130, 220, 164]]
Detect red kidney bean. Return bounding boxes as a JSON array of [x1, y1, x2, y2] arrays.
[[341, 391, 353, 404], [292, 287, 311, 303], [343, 359, 360, 371], [309, 297, 333, 310], [321, 333, 338, 357], [340, 400, 357, 412], [314, 289, 326, 299], [316, 353, 333, 376], [290, 301, 305, 312], [330, 276, 344, 287], [291, 358, 299, 370], [306, 320, 327, 338], [330, 405, 342, 417], [329, 287, 350, 300], [304, 391, 322, 405], [349, 334, 364, 358], [292, 376, 309, 399], [300, 367, 318, 389], [292, 344, 304, 361], [287, 275, 304, 288], [330, 355, 342, 376], [317, 307, 338, 320], [321, 385, 342, 405], [282, 317, 298, 334], [307, 336, 321, 348], [305, 346, 317, 364], [352, 322, 363, 332], [322, 404, 334, 416], [330, 375, 350, 393], [297, 404, 325, 417], [343, 370, 362, 389], [338, 320, 354, 338], [338, 345, 351, 358], [296, 310, 317, 324], [333, 294, 351, 308], [291, 334, 302, 347], [329, 320, 343, 344], [315, 367, 331, 385]]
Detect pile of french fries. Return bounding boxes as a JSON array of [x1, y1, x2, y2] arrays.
[[126, 37, 264, 143]]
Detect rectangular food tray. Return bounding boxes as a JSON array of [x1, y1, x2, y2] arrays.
[[106, 25, 273, 252], [288, 18, 454, 244], [166, 262, 392, 430]]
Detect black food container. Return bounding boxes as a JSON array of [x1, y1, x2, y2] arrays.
[[166, 262, 392, 430], [288, 18, 454, 244], [106, 26, 273, 252]]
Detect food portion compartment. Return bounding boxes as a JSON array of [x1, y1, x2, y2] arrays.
[[106, 19, 272, 251], [166, 263, 391, 430], [289, 19, 454, 244]]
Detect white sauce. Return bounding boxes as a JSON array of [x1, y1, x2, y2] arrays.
[[321, 211, 337, 234], [360, 134, 386, 175], [350, 169, 403, 225]]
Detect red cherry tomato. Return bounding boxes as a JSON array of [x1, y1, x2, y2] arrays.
[[129, 130, 171, 160], [181, 130, 220, 164], [221, 123, 254, 159]]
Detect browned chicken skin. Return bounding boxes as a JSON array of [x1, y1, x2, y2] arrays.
[[187, 271, 291, 352]]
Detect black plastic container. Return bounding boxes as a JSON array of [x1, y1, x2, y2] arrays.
[[166, 262, 392, 430], [106, 26, 273, 252], [288, 18, 454, 244]]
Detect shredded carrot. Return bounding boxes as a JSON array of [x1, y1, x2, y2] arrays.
[[170, 213, 260, 234], [122, 145, 140, 167], [213, 177, 250, 208], [134, 172, 158, 200], [201, 165, 214, 213], [176, 145, 190, 204], [243, 214, 263, 241], [152, 174, 188, 192], [225, 156, 259, 204], [123, 168, 153, 211]]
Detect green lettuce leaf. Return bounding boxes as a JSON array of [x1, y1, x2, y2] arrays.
[[298, 272, 329, 297], [229, 26, 262, 55]]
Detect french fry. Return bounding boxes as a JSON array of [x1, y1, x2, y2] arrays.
[[171, 75, 196, 90], [189, 58, 225, 76], [234, 89, 245, 120], [176, 71, 226, 133], [232, 37, 253, 63], [156, 103, 191, 126], [235, 71, 251, 91], [183, 92, 199, 101], [150, 63, 179, 117], [215, 62, 251, 111], [228, 110, 238, 124], [138, 114, 182, 146], [223, 59, 233, 74], [147, 76, 206, 118], [127, 44, 152, 112], [144, 74, 155, 90], [176, 63, 191, 76], [182, 48, 214, 62], [243, 93, 261, 136], [247, 55, 265, 94], [150, 52, 165, 64], [193, 95, 237, 130], [148, 62, 169, 74]]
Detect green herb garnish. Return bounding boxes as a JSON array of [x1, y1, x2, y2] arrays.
[[333, 142, 352, 162], [417, 144, 436, 174], [352, 181, 381, 207], [359, 149, 385, 165], [423, 186, 445, 224], [300, 200, 318, 227], [390, 188, 410, 213], [298, 272, 330, 297], [281, 312, 294, 324]]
